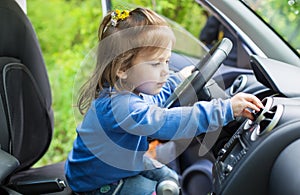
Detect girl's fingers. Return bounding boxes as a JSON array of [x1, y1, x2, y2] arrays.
[[245, 94, 264, 108], [246, 101, 261, 112], [243, 109, 255, 120]]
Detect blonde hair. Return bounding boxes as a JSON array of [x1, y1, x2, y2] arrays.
[[77, 7, 175, 114]]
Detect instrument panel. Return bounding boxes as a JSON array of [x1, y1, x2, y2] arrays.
[[213, 97, 300, 194]]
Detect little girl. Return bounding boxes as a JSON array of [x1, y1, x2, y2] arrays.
[[65, 7, 263, 195]]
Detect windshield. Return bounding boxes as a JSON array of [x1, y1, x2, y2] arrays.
[[242, 0, 300, 55]]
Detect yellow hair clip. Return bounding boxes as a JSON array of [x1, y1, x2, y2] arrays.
[[111, 9, 130, 27]]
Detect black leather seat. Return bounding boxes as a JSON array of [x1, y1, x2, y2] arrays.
[[0, 0, 71, 194]]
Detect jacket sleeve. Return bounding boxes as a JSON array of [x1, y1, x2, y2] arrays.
[[109, 93, 235, 140]]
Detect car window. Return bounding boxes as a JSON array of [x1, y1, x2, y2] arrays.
[[242, 0, 300, 55]]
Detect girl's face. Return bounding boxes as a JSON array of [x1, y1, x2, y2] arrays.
[[120, 47, 171, 95]]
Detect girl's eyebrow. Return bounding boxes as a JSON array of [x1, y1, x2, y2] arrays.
[[143, 56, 170, 64], [158, 57, 166, 60], [158, 56, 170, 61], [144, 60, 160, 64]]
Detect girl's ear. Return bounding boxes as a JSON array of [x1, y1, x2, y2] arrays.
[[117, 69, 128, 79]]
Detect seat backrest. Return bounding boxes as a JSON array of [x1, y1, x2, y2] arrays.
[[0, 0, 54, 171]]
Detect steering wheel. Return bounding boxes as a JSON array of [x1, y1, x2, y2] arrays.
[[164, 38, 233, 108]]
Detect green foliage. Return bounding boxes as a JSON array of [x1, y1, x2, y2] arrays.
[[251, 0, 300, 51], [112, 0, 205, 37], [27, 0, 206, 166], [27, 0, 102, 166]]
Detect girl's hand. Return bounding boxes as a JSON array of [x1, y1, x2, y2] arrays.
[[178, 65, 194, 79], [230, 92, 264, 120]]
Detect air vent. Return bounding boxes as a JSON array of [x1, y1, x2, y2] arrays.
[[254, 97, 273, 122], [249, 98, 283, 141], [244, 97, 273, 132], [243, 119, 253, 130], [256, 104, 283, 136], [230, 75, 248, 95]]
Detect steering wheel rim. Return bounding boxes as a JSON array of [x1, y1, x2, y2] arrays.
[[164, 38, 233, 108]]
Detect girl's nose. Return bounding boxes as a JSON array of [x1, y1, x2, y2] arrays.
[[161, 63, 169, 77]]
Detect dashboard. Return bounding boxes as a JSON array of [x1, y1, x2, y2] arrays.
[[212, 55, 300, 194]]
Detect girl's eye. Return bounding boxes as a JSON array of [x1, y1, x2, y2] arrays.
[[151, 60, 169, 66], [151, 62, 161, 66]]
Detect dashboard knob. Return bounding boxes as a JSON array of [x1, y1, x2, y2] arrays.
[[220, 162, 233, 175], [218, 148, 226, 157], [224, 164, 233, 174]]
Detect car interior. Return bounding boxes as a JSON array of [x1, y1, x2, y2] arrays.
[[1, 0, 300, 195], [181, 1, 300, 194]]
